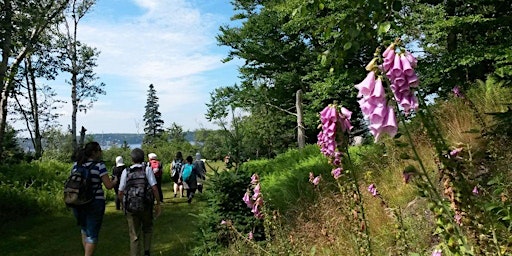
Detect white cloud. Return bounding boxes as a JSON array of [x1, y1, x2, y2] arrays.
[[53, 0, 238, 134]]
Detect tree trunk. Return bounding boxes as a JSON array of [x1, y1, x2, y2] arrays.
[[79, 126, 86, 148], [28, 59, 43, 158], [296, 89, 305, 149], [0, 0, 13, 158]]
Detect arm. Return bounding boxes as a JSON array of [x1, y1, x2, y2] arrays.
[[102, 175, 117, 190], [100, 163, 118, 190]]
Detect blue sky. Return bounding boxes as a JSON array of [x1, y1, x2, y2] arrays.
[[53, 0, 241, 134]]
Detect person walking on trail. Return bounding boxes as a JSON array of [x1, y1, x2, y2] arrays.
[[148, 153, 163, 203], [170, 151, 184, 198], [118, 148, 162, 256], [71, 142, 118, 256], [181, 155, 199, 204], [112, 156, 126, 210], [193, 152, 207, 193]]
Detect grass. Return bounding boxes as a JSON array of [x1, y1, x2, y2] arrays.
[[0, 180, 206, 256]]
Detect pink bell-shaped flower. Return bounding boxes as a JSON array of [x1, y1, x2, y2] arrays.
[[355, 71, 376, 96], [400, 54, 414, 77]]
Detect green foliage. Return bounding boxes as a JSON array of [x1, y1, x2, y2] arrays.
[[193, 168, 258, 255], [0, 160, 70, 223], [1, 125, 26, 164], [401, 0, 512, 97], [41, 127, 74, 162]]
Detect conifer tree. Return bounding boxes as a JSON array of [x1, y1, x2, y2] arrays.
[[143, 84, 164, 145]]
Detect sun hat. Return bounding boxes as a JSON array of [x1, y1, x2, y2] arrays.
[[115, 156, 124, 167], [148, 153, 157, 160]]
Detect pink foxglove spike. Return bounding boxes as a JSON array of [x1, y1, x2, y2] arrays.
[[391, 54, 403, 78], [355, 71, 376, 96], [400, 54, 414, 77]]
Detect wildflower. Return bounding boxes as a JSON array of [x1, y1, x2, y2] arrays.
[[251, 173, 259, 184], [243, 192, 253, 208], [332, 151, 342, 166], [312, 175, 321, 186], [367, 183, 378, 197], [331, 167, 343, 179], [220, 220, 227, 225], [452, 86, 464, 98], [449, 147, 463, 157], [248, 231, 254, 240], [472, 186, 479, 195], [252, 183, 261, 200], [252, 197, 264, 219], [432, 249, 442, 256], [339, 107, 353, 132], [454, 213, 462, 225]]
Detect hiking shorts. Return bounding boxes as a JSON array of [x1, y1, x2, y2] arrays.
[[73, 199, 105, 244]]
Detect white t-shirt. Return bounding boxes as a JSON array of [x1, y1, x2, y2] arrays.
[[118, 163, 157, 192]]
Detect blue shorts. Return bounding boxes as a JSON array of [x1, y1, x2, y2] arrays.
[[72, 199, 105, 244]]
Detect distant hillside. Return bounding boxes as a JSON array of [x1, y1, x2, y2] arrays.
[[90, 132, 196, 148], [19, 132, 196, 152]]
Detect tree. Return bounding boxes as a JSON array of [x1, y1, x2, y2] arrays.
[[400, 0, 512, 97], [168, 122, 186, 144], [0, 0, 70, 157], [12, 33, 63, 159], [143, 84, 164, 145], [58, 0, 105, 154]]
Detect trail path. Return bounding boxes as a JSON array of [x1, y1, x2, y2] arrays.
[[0, 181, 205, 256]]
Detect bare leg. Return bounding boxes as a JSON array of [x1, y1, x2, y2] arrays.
[[85, 242, 96, 256], [173, 182, 178, 197]]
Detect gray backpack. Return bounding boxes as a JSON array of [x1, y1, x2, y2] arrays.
[[123, 166, 153, 213]]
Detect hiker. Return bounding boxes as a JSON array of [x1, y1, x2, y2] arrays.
[[118, 148, 161, 256], [181, 155, 199, 204], [148, 153, 163, 203], [72, 142, 118, 256], [193, 152, 206, 193], [112, 156, 126, 210], [170, 151, 184, 198]]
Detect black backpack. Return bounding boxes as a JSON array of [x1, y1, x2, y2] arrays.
[[124, 166, 154, 213], [171, 159, 183, 179], [64, 162, 96, 207]]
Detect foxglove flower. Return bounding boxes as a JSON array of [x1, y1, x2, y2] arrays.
[[432, 249, 442, 256], [243, 192, 253, 208], [312, 175, 321, 186], [454, 213, 462, 225], [472, 186, 479, 195], [252, 183, 261, 200], [452, 86, 464, 98], [368, 183, 378, 197], [248, 231, 254, 240], [332, 167, 343, 179], [251, 173, 259, 184]]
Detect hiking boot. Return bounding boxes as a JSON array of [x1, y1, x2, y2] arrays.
[[174, 193, 177, 198]]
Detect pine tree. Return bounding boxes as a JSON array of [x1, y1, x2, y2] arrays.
[[143, 84, 164, 145]]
